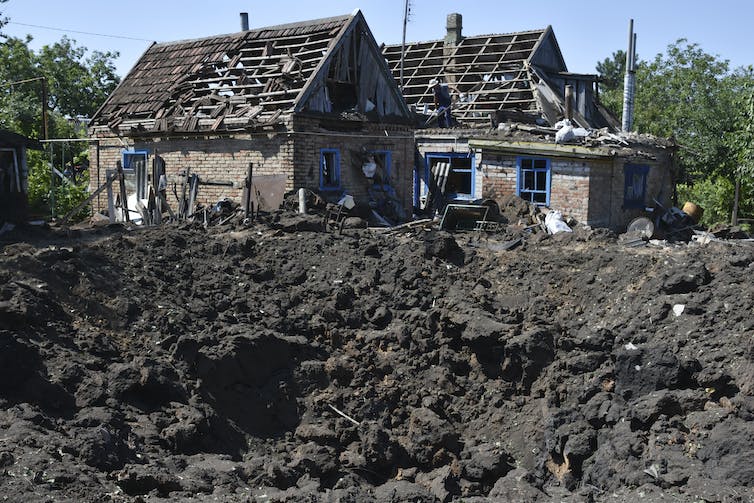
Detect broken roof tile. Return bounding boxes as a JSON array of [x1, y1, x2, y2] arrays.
[[91, 14, 355, 130]]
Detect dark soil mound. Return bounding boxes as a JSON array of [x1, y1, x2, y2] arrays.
[[1, 220, 753, 502]]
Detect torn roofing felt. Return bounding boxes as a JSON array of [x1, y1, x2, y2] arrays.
[[383, 26, 618, 130], [91, 11, 410, 134]]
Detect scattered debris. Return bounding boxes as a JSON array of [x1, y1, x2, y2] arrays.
[[0, 211, 753, 501]]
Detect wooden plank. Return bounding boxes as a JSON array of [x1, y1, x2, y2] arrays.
[[116, 160, 130, 223], [106, 169, 116, 223], [210, 116, 224, 131], [179, 167, 190, 218], [187, 174, 199, 218], [60, 171, 116, 224], [243, 162, 253, 218]]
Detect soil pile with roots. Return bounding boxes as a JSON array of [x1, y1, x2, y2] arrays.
[[1, 217, 753, 502]]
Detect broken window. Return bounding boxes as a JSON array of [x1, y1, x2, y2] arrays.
[[426, 153, 474, 199], [624, 164, 649, 209], [122, 150, 148, 200], [320, 149, 341, 190], [517, 157, 550, 206], [369, 151, 392, 188]]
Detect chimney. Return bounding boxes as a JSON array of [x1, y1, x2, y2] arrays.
[[445, 13, 462, 46], [622, 19, 637, 132], [240, 12, 249, 31]]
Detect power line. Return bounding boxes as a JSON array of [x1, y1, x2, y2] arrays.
[[8, 21, 156, 43]]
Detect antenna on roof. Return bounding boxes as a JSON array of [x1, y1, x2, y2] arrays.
[[400, 0, 412, 92]]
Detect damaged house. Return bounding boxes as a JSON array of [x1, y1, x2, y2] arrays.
[[88, 10, 414, 220], [383, 14, 677, 230]]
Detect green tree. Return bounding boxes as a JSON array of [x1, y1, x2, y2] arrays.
[[36, 36, 120, 118], [596, 40, 754, 224], [724, 66, 754, 222], [0, 26, 120, 220], [0, 0, 8, 34], [0, 35, 120, 136], [595, 50, 628, 118], [634, 40, 735, 182], [0, 36, 43, 136]]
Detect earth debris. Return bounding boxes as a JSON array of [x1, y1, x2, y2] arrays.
[[1, 212, 753, 502]]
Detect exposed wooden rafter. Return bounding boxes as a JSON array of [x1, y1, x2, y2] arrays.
[[92, 13, 410, 133], [383, 28, 550, 127]]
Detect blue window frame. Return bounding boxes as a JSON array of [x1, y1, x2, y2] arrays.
[[624, 164, 649, 209], [320, 149, 341, 190], [121, 150, 149, 199], [516, 157, 551, 206], [121, 150, 148, 172], [425, 152, 475, 200]]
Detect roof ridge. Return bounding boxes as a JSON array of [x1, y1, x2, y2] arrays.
[[383, 27, 548, 48], [150, 13, 354, 48]]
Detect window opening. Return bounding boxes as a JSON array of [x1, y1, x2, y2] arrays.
[[517, 157, 550, 206], [320, 149, 341, 190], [121, 150, 148, 200], [624, 164, 649, 209], [426, 153, 474, 200]]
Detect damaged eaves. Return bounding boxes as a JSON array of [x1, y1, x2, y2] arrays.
[[468, 125, 677, 161], [91, 12, 409, 135]]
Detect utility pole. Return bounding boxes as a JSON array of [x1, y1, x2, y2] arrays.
[[5, 76, 52, 215], [41, 78, 48, 141]]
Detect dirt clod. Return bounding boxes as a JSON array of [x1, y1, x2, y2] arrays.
[[0, 220, 753, 501]]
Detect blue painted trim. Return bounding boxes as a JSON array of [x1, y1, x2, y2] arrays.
[[516, 156, 551, 207], [121, 149, 148, 171], [319, 148, 341, 191], [623, 164, 650, 209]]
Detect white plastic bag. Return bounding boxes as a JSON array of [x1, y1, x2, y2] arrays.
[[555, 125, 575, 143], [544, 211, 572, 234], [362, 161, 377, 178], [338, 194, 355, 209]]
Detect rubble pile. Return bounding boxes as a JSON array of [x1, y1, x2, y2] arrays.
[[1, 219, 753, 502]]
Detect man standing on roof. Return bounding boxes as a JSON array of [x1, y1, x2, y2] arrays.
[[430, 79, 454, 128]]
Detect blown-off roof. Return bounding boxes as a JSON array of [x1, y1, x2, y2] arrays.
[[384, 28, 555, 127], [93, 13, 407, 133]]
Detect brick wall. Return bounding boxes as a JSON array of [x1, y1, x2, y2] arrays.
[[475, 147, 675, 231], [478, 155, 516, 202], [292, 117, 415, 211], [602, 154, 674, 231], [477, 154, 594, 222], [549, 160, 597, 222], [88, 126, 293, 212], [89, 125, 674, 230], [90, 117, 415, 215]]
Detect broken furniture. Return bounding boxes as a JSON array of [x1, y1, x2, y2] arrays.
[[322, 203, 350, 233], [439, 203, 490, 231]]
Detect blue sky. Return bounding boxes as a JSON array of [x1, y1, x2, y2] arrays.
[[3, 0, 752, 78]]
